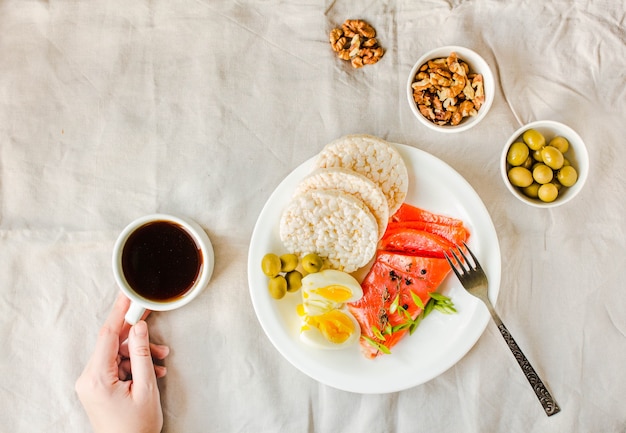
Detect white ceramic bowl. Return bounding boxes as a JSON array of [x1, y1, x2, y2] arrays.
[[500, 120, 589, 208], [406, 45, 495, 133]]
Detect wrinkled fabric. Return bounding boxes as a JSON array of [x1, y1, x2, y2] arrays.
[[0, 1, 625, 432]]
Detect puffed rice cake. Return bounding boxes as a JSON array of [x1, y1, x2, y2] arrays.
[[279, 189, 379, 273], [315, 134, 409, 215], [293, 167, 389, 239]]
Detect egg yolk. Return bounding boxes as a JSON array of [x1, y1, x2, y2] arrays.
[[306, 310, 355, 344], [307, 285, 353, 303], [296, 303, 305, 316]]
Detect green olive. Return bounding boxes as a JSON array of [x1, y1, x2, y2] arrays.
[[532, 164, 554, 184], [506, 142, 530, 166], [557, 165, 578, 187], [522, 129, 546, 150], [532, 149, 543, 162], [268, 275, 287, 299], [549, 136, 569, 154], [280, 253, 299, 273], [522, 156, 534, 169], [285, 270, 303, 292], [541, 146, 564, 170], [522, 182, 540, 198], [538, 183, 559, 203], [562, 158, 571, 167], [301, 253, 323, 274], [507, 167, 533, 188], [261, 253, 282, 277]]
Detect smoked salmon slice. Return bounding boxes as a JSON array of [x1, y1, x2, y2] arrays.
[[348, 204, 470, 358], [383, 221, 470, 246], [391, 203, 465, 227], [348, 251, 452, 358], [378, 228, 456, 258]]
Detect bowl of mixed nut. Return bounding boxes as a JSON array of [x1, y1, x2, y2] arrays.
[[407, 46, 495, 133]]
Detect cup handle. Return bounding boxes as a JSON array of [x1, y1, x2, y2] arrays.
[[125, 302, 146, 325]]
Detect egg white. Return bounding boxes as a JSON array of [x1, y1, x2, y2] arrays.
[[301, 270, 363, 315], [299, 307, 361, 350], [298, 269, 363, 349]]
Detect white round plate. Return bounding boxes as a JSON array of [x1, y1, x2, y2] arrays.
[[247, 143, 501, 394]]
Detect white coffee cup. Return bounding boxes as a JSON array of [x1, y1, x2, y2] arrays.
[[112, 214, 214, 325]]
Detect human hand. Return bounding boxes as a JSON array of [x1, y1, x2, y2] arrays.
[[76, 293, 170, 433]]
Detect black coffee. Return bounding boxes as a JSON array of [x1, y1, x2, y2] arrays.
[[121, 221, 202, 302]]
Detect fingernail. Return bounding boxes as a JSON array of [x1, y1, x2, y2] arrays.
[[133, 320, 148, 337]]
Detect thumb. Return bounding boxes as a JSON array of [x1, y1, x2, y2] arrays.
[[128, 320, 158, 397]]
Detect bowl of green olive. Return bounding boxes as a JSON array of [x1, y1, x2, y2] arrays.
[[501, 120, 589, 208]]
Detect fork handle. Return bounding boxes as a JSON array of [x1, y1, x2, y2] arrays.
[[497, 322, 561, 416]]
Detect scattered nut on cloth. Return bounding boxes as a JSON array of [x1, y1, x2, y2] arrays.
[[329, 19, 384, 68], [411, 52, 485, 126]]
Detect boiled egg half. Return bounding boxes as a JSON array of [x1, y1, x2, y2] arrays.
[[297, 269, 363, 349]]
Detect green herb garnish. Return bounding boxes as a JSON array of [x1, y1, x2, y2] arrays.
[[409, 293, 456, 335], [362, 336, 391, 355], [389, 294, 400, 314], [371, 325, 386, 341], [411, 291, 425, 309], [430, 292, 457, 314]]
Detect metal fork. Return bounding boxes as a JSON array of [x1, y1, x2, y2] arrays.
[[445, 242, 561, 417]]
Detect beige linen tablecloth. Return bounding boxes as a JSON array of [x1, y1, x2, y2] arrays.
[[1, 1, 625, 432]]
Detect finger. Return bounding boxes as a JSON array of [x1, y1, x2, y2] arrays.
[[90, 293, 131, 373], [119, 341, 170, 361], [118, 359, 132, 381], [154, 365, 167, 379], [149, 342, 170, 360], [118, 307, 152, 344], [127, 320, 158, 396], [118, 359, 168, 381]]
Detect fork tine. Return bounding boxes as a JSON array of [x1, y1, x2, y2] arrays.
[[462, 241, 484, 272], [444, 251, 464, 280], [450, 248, 470, 274], [453, 244, 472, 268]]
